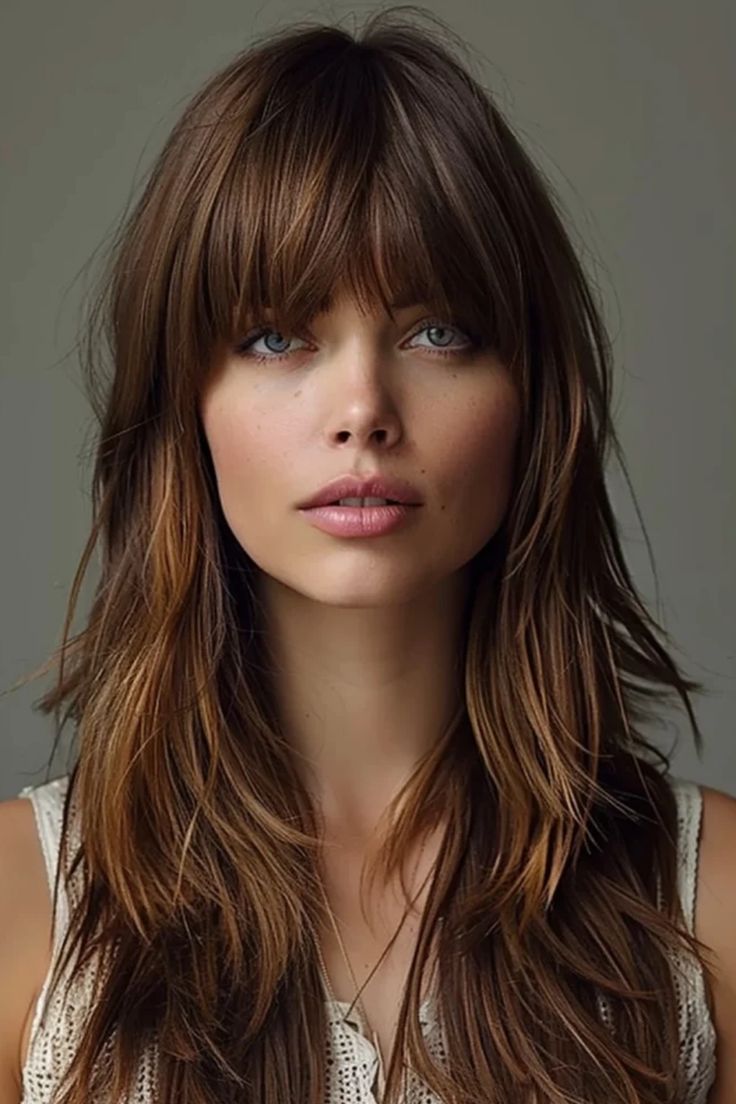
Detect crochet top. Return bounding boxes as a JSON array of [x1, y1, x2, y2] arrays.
[[15, 773, 717, 1103]]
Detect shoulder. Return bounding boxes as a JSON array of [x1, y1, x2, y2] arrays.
[[0, 793, 52, 959], [0, 795, 54, 1099], [694, 784, 736, 1102]]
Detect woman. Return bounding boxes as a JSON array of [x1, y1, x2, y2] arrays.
[[1, 8, 734, 1103]]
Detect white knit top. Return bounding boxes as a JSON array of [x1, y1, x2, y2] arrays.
[[16, 774, 717, 1103]]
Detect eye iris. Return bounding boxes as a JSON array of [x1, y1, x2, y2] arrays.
[[427, 325, 454, 347], [235, 319, 476, 360], [264, 331, 290, 353]]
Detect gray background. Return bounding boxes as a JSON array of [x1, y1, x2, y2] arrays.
[[1, 1, 733, 800]]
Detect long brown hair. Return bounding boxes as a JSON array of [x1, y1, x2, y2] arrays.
[[6, 6, 715, 1102]]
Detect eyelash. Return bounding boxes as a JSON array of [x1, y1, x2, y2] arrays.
[[232, 318, 482, 363]]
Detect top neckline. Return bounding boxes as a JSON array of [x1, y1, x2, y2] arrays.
[[321, 971, 436, 1032]]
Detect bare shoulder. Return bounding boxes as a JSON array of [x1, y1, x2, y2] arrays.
[[0, 795, 54, 1103], [694, 784, 736, 1103]]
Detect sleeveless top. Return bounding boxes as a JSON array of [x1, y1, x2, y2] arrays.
[[15, 773, 717, 1103]]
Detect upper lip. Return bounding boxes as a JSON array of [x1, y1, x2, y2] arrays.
[[298, 473, 423, 508]]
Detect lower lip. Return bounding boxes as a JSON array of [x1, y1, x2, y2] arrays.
[[298, 504, 420, 537]]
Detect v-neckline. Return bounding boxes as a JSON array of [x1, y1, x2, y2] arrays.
[[325, 993, 435, 1028]]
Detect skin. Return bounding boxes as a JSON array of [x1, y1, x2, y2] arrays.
[[2, 292, 735, 1100], [198, 287, 523, 840], [191, 288, 736, 1086]]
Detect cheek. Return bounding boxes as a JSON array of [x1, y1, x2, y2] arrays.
[[200, 390, 290, 529], [429, 381, 521, 526], [202, 402, 253, 486]]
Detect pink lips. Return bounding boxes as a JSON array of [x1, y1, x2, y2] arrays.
[[299, 502, 419, 537], [298, 472, 422, 509]]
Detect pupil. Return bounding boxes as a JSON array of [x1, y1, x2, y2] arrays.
[[429, 326, 452, 346], [265, 331, 289, 352]]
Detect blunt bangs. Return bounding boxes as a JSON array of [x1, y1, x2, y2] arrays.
[[195, 35, 524, 367]]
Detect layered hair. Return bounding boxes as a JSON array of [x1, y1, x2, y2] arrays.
[[8, 6, 714, 1102]]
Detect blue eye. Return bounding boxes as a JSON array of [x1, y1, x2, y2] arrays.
[[233, 328, 306, 361], [232, 318, 483, 363], [409, 321, 471, 351]]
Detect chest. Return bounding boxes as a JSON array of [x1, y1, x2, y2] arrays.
[[319, 899, 427, 1067], [317, 832, 442, 1079]]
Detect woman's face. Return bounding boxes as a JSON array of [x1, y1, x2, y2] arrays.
[[198, 289, 522, 606]]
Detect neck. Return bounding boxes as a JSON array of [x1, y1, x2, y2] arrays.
[[257, 564, 473, 830]]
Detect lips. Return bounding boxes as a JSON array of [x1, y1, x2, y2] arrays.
[[299, 473, 422, 509]]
